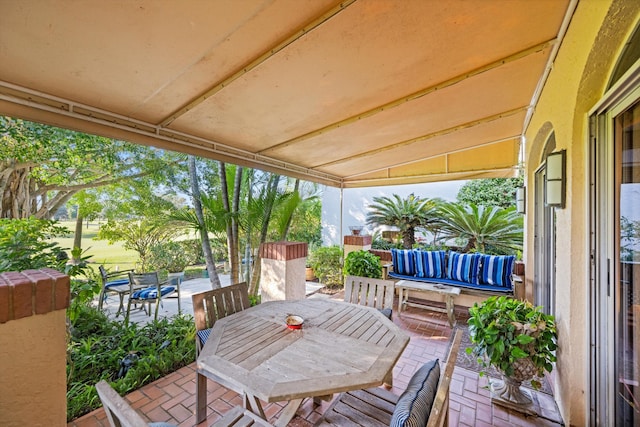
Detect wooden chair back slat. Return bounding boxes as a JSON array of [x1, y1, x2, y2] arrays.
[[192, 282, 250, 332], [344, 275, 395, 311], [426, 328, 462, 427]]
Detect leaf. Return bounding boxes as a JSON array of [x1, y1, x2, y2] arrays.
[[510, 347, 529, 358], [516, 334, 534, 345]]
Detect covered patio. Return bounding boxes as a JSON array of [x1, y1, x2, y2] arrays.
[[1, 0, 639, 425], [68, 285, 562, 427]]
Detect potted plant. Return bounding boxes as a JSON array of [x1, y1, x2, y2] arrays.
[[344, 250, 382, 279], [467, 296, 557, 409]]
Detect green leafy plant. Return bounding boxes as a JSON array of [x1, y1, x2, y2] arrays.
[[466, 296, 557, 390], [66, 305, 196, 421], [0, 217, 70, 272], [148, 240, 199, 273], [344, 250, 382, 279], [307, 245, 344, 287]]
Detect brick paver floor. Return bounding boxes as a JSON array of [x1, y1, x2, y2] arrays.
[[69, 295, 564, 427]]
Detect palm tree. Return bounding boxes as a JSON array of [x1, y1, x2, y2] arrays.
[[436, 202, 523, 254], [366, 194, 438, 249]]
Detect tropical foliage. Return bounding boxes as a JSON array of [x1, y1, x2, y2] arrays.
[[436, 203, 523, 254], [0, 217, 70, 272], [366, 194, 439, 249], [67, 305, 195, 421], [0, 116, 174, 219], [456, 177, 523, 209]]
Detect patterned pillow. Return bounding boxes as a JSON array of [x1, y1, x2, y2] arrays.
[[390, 359, 441, 427], [479, 254, 516, 288], [131, 286, 176, 299], [446, 251, 481, 284], [414, 250, 445, 278], [197, 328, 212, 347], [391, 249, 417, 276]]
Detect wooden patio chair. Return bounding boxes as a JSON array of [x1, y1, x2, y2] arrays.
[[191, 282, 250, 356], [316, 329, 462, 427], [126, 272, 180, 322], [98, 265, 134, 315], [344, 275, 397, 386], [97, 380, 268, 427]]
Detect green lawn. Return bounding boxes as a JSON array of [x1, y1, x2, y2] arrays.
[[54, 221, 138, 272]]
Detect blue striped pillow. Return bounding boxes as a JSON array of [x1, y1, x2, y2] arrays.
[[131, 286, 176, 300], [391, 249, 417, 276], [390, 359, 440, 427], [446, 251, 481, 284], [479, 255, 516, 288], [414, 250, 445, 278]]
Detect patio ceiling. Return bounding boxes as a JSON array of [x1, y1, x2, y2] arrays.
[[0, 0, 573, 188]]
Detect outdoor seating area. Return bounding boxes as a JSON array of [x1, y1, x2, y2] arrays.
[[69, 277, 563, 427]]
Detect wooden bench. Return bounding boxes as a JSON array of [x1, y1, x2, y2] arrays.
[[316, 329, 462, 427]]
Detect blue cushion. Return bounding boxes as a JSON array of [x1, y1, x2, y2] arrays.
[[378, 308, 392, 320], [197, 328, 211, 346], [391, 249, 417, 276], [390, 359, 441, 427], [131, 286, 176, 300], [104, 279, 129, 288], [446, 251, 481, 284], [479, 254, 515, 288], [414, 250, 445, 279]]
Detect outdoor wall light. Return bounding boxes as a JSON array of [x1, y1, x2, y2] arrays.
[[515, 186, 526, 214], [545, 149, 566, 208]]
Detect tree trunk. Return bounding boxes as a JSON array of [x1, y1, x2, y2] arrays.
[[189, 156, 221, 289], [402, 227, 415, 249], [219, 162, 239, 284], [232, 166, 243, 283], [73, 212, 83, 261], [281, 179, 299, 240], [244, 170, 254, 284], [249, 174, 280, 296]]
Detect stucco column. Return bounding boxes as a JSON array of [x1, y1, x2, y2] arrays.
[[0, 268, 70, 427], [343, 235, 372, 260], [260, 242, 307, 302]]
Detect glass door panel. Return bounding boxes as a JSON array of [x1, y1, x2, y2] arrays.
[[616, 101, 640, 425]]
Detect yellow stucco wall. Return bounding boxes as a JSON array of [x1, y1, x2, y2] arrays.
[[524, 1, 639, 425], [0, 310, 68, 426]]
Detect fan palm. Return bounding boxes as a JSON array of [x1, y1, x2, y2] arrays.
[[366, 194, 437, 249], [436, 203, 523, 254]]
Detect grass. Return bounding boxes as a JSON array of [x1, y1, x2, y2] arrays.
[[53, 221, 138, 271]]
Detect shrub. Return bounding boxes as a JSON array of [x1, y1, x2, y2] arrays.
[[0, 217, 70, 272], [67, 305, 196, 421], [148, 240, 200, 273], [344, 250, 382, 278], [307, 245, 343, 287]]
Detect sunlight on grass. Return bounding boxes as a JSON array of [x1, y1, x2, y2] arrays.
[[53, 221, 138, 271]]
